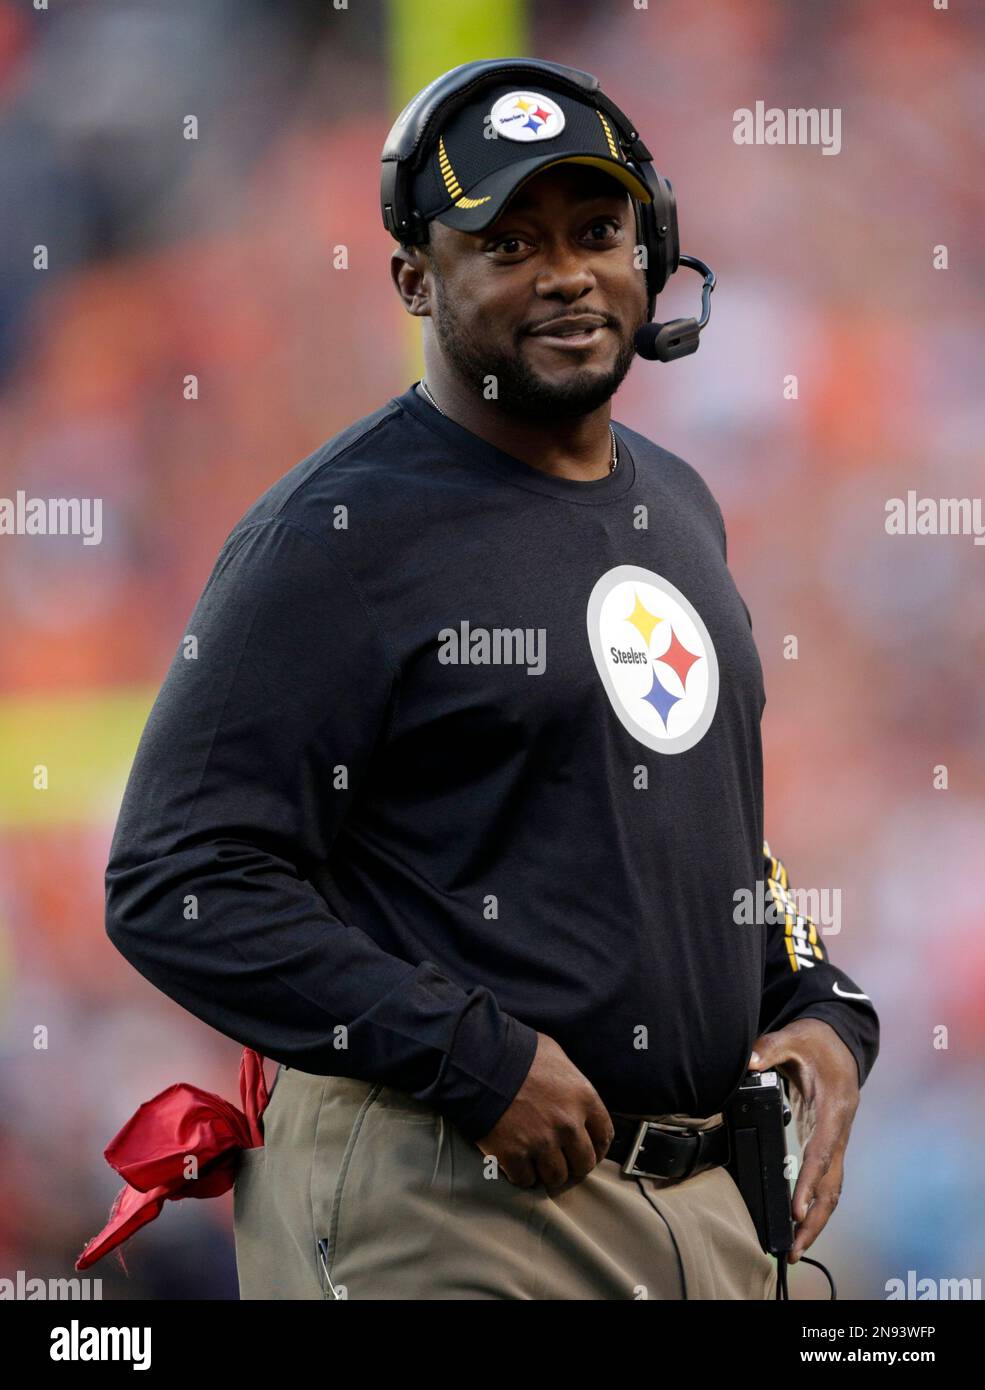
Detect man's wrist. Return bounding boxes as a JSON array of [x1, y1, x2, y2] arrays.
[[443, 1011, 539, 1142], [787, 1010, 864, 1088]]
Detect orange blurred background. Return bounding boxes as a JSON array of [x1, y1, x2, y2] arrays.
[[1, 0, 983, 1298]]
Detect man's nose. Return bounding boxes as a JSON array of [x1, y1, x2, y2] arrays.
[[533, 245, 596, 300]]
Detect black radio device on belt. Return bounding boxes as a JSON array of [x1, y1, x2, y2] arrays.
[[724, 1069, 795, 1254], [724, 1069, 837, 1300]]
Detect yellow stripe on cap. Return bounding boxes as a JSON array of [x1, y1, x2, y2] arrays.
[[595, 110, 621, 160], [438, 136, 463, 200]]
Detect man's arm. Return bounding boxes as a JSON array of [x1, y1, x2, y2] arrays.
[[758, 840, 880, 1088], [751, 842, 879, 1260], [104, 515, 538, 1142]]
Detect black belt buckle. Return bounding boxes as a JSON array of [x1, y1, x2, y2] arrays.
[[620, 1118, 704, 1179]]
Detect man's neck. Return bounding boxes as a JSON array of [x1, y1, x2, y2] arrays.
[[416, 373, 614, 483]]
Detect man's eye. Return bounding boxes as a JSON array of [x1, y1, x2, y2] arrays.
[[490, 236, 527, 255], [585, 218, 621, 241]]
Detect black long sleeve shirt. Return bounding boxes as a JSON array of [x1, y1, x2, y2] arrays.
[[105, 383, 879, 1141]]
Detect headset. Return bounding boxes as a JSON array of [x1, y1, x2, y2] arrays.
[[381, 57, 716, 362]]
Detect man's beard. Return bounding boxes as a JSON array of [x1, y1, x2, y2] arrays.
[[429, 275, 647, 421]]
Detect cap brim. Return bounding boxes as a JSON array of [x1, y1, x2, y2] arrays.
[[432, 152, 652, 234]]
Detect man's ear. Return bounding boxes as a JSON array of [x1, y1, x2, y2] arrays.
[[390, 243, 433, 317]]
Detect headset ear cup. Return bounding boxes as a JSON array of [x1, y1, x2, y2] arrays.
[[632, 200, 657, 322], [662, 174, 681, 278], [635, 171, 679, 317], [642, 204, 667, 318]]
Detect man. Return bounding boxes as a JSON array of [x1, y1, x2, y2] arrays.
[[104, 62, 879, 1300]]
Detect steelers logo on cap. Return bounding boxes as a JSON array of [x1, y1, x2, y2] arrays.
[[489, 91, 566, 143]]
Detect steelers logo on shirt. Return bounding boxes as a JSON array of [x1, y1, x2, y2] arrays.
[[586, 565, 719, 753]]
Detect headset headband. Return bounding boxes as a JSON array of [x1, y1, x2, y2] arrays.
[[382, 58, 653, 168]]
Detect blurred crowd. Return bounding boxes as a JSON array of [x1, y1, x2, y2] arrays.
[[1, 0, 983, 1298]]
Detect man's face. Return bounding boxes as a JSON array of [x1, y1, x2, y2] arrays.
[[422, 164, 650, 419]]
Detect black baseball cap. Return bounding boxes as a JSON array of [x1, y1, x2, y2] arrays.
[[407, 78, 653, 237]]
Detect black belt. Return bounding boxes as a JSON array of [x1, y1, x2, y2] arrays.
[[607, 1113, 730, 1180]]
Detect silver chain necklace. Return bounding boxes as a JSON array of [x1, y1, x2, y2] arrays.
[[417, 379, 618, 473]]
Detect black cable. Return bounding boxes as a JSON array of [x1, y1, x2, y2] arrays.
[[636, 1178, 690, 1299], [799, 1254, 837, 1300], [776, 1251, 837, 1300]]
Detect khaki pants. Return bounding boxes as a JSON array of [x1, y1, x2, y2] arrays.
[[233, 1065, 778, 1300]]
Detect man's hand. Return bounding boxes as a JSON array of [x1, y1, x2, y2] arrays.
[[474, 1032, 615, 1194], [747, 1017, 860, 1262]]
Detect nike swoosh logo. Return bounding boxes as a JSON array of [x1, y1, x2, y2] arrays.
[[833, 983, 870, 1000]]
